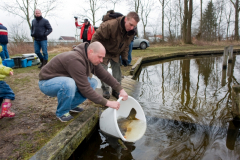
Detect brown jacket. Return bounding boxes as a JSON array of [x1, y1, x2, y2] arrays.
[[91, 16, 134, 65], [39, 43, 123, 106]]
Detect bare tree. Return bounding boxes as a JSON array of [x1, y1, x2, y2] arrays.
[[8, 23, 30, 43], [0, 0, 59, 33], [230, 0, 240, 41], [159, 0, 170, 41], [186, 0, 192, 43], [177, 0, 183, 39], [76, 0, 107, 26], [107, 0, 121, 10], [200, 0, 202, 38], [127, 0, 141, 14], [215, 0, 225, 41], [182, 0, 193, 44], [224, 2, 233, 40], [140, 0, 154, 39]]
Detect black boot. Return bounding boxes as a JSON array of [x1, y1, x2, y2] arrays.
[[42, 59, 48, 68], [38, 59, 43, 68], [112, 90, 119, 99]]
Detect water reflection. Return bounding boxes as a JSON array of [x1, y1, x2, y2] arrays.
[[135, 55, 240, 159], [71, 54, 240, 160]]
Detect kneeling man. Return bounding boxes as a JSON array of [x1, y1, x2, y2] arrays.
[[38, 42, 128, 122]]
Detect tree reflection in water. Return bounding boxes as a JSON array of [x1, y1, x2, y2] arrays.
[[136, 55, 240, 160]]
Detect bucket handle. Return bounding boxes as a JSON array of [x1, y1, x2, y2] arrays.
[[117, 97, 123, 102]]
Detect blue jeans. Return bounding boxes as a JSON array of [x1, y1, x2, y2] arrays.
[[38, 77, 98, 117], [0, 44, 9, 60], [0, 81, 15, 106], [128, 41, 133, 64], [34, 40, 48, 60]]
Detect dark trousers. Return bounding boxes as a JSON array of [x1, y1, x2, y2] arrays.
[[83, 39, 91, 44]]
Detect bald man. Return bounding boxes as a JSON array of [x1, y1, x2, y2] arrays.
[[38, 42, 128, 122]]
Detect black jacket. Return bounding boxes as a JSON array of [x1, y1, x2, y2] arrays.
[[31, 17, 52, 41]]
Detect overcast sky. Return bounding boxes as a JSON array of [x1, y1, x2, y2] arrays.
[[0, 0, 130, 40]]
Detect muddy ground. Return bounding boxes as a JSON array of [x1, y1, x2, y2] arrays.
[[0, 65, 71, 159]]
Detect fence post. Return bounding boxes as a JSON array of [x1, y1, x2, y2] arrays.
[[232, 85, 240, 120], [221, 68, 227, 86], [222, 47, 228, 69], [228, 46, 233, 63]]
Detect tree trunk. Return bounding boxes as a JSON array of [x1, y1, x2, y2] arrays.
[[182, 0, 188, 43], [162, 0, 164, 41], [179, 0, 183, 39], [200, 0, 202, 38], [186, 0, 192, 44], [218, 1, 223, 41], [227, 9, 232, 40], [235, 0, 239, 40]]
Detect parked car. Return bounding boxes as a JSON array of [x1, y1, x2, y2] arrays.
[[133, 36, 150, 49]]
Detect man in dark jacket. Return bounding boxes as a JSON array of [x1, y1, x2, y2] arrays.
[[31, 9, 52, 68], [39, 42, 128, 122], [91, 11, 139, 99], [75, 18, 95, 43], [0, 23, 10, 60]]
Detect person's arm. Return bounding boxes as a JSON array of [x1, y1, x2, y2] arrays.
[[105, 89, 128, 110], [0, 64, 13, 76], [67, 59, 108, 106], [44, 20, 52, 36], [120, 44, 129, 66], [31, 21, 34, 37], [75, 20, 83, 29]]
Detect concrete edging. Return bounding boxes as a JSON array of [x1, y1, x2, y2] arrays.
[[30, 106, 99, 160]]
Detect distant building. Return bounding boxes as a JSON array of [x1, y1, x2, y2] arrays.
[[59, 36, 76, 42]]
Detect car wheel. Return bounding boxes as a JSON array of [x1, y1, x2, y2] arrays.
[[140, 42, 147, 49]]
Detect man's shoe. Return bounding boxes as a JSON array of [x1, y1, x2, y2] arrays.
[[103, 90, 110, 99], [57, 112, 73, 122], [112, 90, 119, 99], [70, 106, 84, 113]]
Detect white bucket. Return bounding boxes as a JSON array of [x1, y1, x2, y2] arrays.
[[99, 96, 147, 142]]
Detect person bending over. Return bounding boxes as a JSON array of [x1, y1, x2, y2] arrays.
[[38, 42, 128, 122]]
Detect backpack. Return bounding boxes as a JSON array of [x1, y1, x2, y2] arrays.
[[102, 10, 123, 22]]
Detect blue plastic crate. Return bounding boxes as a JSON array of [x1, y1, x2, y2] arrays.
[[2, 59, 14, 68]]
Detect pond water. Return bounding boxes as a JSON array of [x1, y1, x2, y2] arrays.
[[69, 54, 240, 160]]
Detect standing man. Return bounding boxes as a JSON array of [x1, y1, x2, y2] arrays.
[[31, 9, 52, 69], [38, 42, 128, 122], [91, 11, 139, 99], [0, 23, 10, 60], [75, 18, 95, 44]]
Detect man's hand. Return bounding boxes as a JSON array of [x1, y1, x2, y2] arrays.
[[9, 71, 13, 76], [106, 101, 120, 110], [119, 89, 128, 101], [122, 59, 128, 67]]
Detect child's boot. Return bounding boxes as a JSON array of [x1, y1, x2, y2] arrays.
[[0, 102, 15, 119]]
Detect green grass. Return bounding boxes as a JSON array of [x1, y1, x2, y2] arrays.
[[120, 44, 240, 76]]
